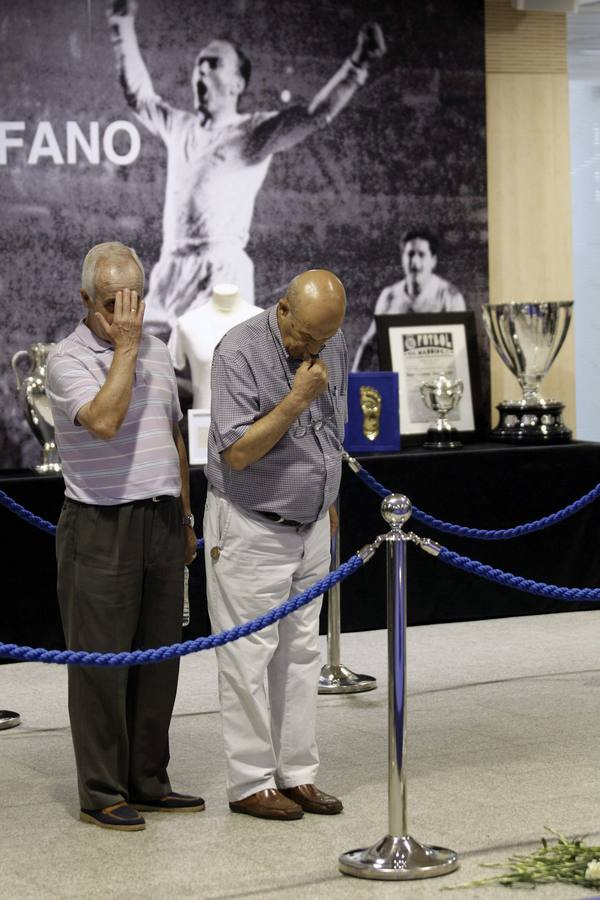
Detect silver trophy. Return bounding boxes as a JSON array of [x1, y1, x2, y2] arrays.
[[482, 302, 573, 443], [11, 342, 61, 474], [419, 375, 463, 449]]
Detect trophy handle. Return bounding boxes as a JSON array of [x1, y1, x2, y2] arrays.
[[544, 304, 573, 373], [11, 350, 32, 391], [482, 309, 519, 378]]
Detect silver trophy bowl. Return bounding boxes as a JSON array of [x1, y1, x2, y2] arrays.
[[419, 375, 463, 449], [11, 342, 61, 474], [482, 302, 573, 443]]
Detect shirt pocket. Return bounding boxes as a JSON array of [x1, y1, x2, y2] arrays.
[[330, 384, 347, 439]]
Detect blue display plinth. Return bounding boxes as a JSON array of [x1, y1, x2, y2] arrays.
[[344, 372, 400, 453]]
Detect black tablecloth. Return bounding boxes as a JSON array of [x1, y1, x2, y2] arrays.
[[2, 441, 600, 654], [338, 441, 600, 631]]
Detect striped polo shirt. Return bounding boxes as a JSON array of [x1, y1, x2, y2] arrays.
[[46, 321, 182, 505], [206, 306, 348, 524]]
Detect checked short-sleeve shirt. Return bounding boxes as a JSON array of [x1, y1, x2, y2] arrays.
[[206, 306, 348, 524]]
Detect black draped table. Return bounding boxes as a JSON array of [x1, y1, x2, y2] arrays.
[[2, 441, 600, 655]]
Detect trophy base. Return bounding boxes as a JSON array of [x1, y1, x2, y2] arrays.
[[423, 426, 462, 450], [34, 463, 62, 475], [491, 400, 572, 444], [34, 442, 62, 475]]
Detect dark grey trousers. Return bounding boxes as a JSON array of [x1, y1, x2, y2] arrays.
[[56, 496, 184, 810]]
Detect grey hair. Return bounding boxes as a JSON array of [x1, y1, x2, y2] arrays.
[[81, 242, 145, 299]]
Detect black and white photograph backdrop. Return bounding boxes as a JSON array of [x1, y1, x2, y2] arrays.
[[1, 0, 488, 468]]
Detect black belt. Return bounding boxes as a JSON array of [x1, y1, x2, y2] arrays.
[[257, 511, 305, 528], [65, 495, 175, 508]]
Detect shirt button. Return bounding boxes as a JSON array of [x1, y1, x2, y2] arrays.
[[210, 546, 220, 560]]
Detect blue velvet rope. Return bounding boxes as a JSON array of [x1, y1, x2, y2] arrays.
[[0, 554, 364, 666], [349, 463, 600, 540], [4, 475, 600, 673], [438, 546, 600, 602], [0, 489, 204, 550], [0, 489, 57, 535]]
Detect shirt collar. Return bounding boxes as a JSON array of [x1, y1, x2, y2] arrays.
[[75, 319, 113, 354]]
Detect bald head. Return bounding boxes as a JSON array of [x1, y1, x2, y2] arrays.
[[286, 269, 346, 320], [278, 269, 346, 360]]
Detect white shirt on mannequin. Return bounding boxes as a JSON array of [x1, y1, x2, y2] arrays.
[[168, 283, 261, 408]]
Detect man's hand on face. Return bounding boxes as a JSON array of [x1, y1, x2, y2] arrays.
[[291, 359, 328, 406], [95, 288, 145, 353]]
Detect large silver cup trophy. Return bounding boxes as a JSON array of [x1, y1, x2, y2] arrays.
[[419, 375, 463, 449], [11, 342, 61, 474], [482, 302, 573, 444]]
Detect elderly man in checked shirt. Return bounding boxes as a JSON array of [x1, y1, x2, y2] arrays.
[[46, 242, 203, 831], [204, 268, 347, 820]]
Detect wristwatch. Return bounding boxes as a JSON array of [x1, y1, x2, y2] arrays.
[[182, 513, 195, 528]]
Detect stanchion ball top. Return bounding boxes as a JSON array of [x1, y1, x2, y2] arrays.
[[381, 494, 412, 527]]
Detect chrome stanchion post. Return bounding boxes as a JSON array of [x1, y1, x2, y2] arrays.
[[339, 494, 458, 880], [319, 499, 377, 694], [0, 710, 21, 730]]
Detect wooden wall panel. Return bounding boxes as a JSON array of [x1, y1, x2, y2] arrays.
[[486, 0, 567, 73], [485, 0, 575, 431]]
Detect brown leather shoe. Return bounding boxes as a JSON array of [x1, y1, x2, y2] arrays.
[[280, 783, 343, 815], [229, 788, 303, 820]]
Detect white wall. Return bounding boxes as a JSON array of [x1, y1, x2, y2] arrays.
[[569, 78, 600, 439]]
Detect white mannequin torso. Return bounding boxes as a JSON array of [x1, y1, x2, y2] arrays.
[[169, 287, 261, 408]]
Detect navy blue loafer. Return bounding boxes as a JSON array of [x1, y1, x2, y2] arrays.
[[132, 791, 205, 812], [80, 801, 145, 831]]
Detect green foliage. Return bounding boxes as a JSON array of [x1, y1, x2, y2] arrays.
[[444, 828, 600, 891]]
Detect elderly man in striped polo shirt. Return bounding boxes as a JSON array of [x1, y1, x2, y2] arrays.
[[46, 241, 203, 831], [204, 268, 347, 820]]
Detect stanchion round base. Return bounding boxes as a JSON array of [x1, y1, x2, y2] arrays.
[[339, 834, 459, 880], [0, 710, 21, 731], [318, 664, 377, 694]]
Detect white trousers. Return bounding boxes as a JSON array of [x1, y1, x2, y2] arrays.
[[204, 487, 330, 802]]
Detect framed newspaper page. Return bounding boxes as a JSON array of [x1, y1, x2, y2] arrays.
[[187, 408, 211, 465], [376, 312, 483, 445]]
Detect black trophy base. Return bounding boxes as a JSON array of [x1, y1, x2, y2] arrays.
[[491, 400, 572, 445], [423, 425, 462, 450]]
